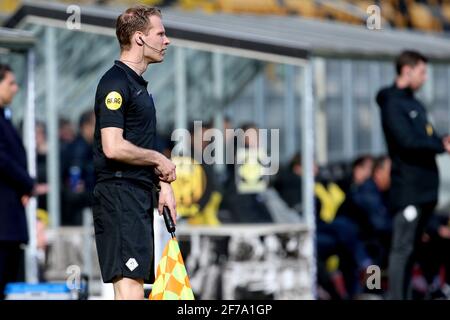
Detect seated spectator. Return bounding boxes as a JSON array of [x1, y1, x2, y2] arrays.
[[220, 123, 273, 223], [336, 155, 374, 234], [274, 152, 371, 299], [273, 152, 305, 213], [416, 212, 450, 299], [339, 156, 392, 269], [172, 121, 222, 225]]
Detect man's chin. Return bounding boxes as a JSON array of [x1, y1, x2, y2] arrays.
[[147, 57, 164, 64]]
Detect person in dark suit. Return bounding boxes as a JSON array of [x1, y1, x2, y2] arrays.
[[376, 51, 450, 299], [0, 64, 35, 300]]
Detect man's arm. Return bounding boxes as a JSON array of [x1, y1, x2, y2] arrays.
[[0, 127, 34, 196], [382, 100, 446, 153], [101, 127, 176, 182]]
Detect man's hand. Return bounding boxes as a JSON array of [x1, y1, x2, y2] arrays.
[[158, 181, 177, 225], [34, 183, 49, 196], [443, 136, 450, 153], [438, 226, 450, 239], [155, 154, 176, 183], [21, 195, 30, 207]]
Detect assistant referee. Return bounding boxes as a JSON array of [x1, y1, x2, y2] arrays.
[[92, 6, 177, 300]]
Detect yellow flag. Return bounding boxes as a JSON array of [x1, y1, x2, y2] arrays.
[[149, 238, 195, 300]]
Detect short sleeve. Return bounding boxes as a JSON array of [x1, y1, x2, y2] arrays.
[[96, 74, 130, 129]]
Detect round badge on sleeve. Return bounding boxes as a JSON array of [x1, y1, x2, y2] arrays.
[[105, 91, 122, 110]]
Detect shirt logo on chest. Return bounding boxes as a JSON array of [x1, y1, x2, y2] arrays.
[[409, 110, 418, 119], [426, 123, 433, 136]]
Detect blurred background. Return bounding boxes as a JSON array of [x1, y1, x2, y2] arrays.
[[2, 0, 450, 300]]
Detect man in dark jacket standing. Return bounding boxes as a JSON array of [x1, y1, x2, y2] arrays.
[[376, 51, 450, 299], [0, 64, 34, 300]]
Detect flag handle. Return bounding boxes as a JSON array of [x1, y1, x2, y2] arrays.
[[162, 206, 176, 238]]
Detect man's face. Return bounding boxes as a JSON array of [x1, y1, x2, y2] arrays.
[[244, 128, 259, 148], [82, 116, 96, 144], [406, 61, 427, 91], [0, 71, 19, 106], [35, 124, 46, 147], [374, 158, 391, 192], [59, 123, 75, 143], [140, 15, 170, 63], [353, 158, 374, 185]]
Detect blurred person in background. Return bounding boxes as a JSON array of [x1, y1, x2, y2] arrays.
[[61, 110, 95, 225], [376, 50, 450, 300], [220, 122, 273, 223], [35, 121, 49, 212], [58, 117, 75, 157], [274, 152, 371, 299], [338, 156, 376, 240], [171, 121, 222, 225], [340, 156, 393, 273], [416, 212, 450, 299], [0, 64, 34, 300], [351, 155, 374, 187]]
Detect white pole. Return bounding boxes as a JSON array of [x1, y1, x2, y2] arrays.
[[45, 27, 60, 228], [24, 49, 38, 283], [301, 62, 316, 299]]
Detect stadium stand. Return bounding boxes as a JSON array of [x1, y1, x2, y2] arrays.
[[3, 0, 450, 33]]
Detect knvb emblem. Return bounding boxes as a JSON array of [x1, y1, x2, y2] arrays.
[[126, 258, 139, 271]]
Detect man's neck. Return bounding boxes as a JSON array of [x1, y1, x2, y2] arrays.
[[119, 51, 149, 76], [395, 76, 410, 90]]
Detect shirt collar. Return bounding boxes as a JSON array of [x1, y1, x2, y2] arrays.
[[114, 60, 148, 87], [392, 83, 414, 97], [0, 107, 11, 120]]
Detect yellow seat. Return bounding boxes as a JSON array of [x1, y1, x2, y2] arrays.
[[179, 0, 217, 11], [442, 4, 450, 22], [218, 0, 286, 15], [320, 0, 363, 25], [0, 0, 19, 13], [284, 0, 319, 18], [409, 3, 442, 32]]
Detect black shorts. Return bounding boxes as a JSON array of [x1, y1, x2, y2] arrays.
[[93, 180, 155, 284]]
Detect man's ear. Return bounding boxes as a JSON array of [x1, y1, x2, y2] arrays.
[[134, 32, 144, 46]]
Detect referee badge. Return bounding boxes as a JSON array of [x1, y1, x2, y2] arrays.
[[105, 91, 122, 110], [126, 258, 139, 271]]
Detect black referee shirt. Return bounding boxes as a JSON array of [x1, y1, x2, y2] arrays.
[[93, 60, 157, 189]]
